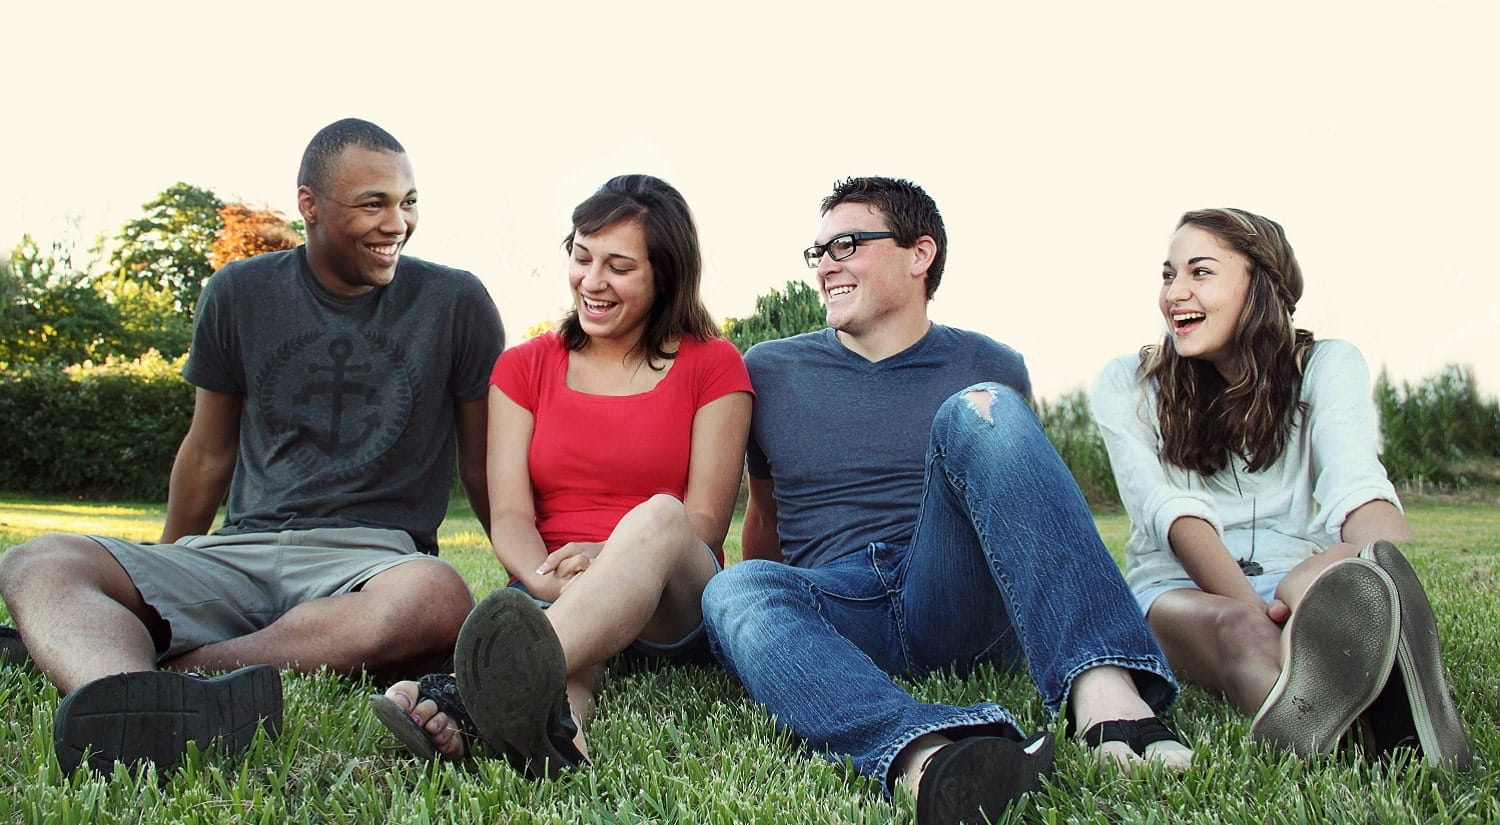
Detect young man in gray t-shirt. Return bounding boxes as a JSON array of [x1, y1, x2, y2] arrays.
[[703, 177, 1193, 825], [0, 118, 503, 775]]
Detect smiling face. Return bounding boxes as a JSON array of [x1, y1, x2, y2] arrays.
[[299, 146, 417, 296], [813, 202, 931, 343], [568, 218, 656, 346], [1160, 224, 1253, 377]]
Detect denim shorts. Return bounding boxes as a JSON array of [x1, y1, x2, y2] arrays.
[[1134, 570, 1288, 615], [93, 526, 451, 660], [508, 540, 721, 665]]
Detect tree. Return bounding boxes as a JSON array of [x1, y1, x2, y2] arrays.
[[721, 280, 825, 352], [1, 234, 119, 369], [106, 182, 224, 315], [210, 203, 303, 270], [524, 318, 555, 340]]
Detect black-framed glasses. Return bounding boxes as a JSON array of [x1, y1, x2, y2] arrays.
[[803, 232, 897, 268]]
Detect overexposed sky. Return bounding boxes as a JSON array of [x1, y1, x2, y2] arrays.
[[5, 1, 1497, 400]]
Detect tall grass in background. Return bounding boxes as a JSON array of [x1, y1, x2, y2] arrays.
[[1376, 365, 1500, 491], [1037, 364, 1500, 507], [1036, 391, 1119, 507]]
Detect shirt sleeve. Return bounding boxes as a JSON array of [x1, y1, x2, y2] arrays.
[[181, 267, 243, 395], [1090, 354, 1222, 552], [691, 337, 755, 408], [1302, 340, 1402, 541], [449, 274, 505, 404], [491, 334, 549, 413]]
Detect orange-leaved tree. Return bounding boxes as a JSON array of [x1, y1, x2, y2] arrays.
[[209, 203, 303, 271]]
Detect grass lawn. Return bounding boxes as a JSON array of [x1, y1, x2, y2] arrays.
[[1, 494, 1496, 824]]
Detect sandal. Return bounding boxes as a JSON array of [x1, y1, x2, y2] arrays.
[[455, 588, 587, 779], [1077, 717, 1181, 755], [369, 673, 479, 761], [1071, 715, 1192, 772], [915, 732, 1054, 825]]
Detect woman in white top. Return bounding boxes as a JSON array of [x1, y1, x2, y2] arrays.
[[1090, 208, 1470, 767]]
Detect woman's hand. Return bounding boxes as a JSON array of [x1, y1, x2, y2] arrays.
[[1264, 597, 1291, 626], [537, 541, 605, 579]]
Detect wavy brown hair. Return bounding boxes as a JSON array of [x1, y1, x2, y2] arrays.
[[558, 175, 718, 368], [1141, 208, 1315, 474]]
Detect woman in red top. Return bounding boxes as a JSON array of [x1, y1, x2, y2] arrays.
[[373, 175, 753, 773]]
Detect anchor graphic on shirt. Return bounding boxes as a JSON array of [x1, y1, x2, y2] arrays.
[[293, 336, 381, 456]]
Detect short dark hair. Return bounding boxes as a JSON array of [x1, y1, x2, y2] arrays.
[[821, 177, 947, 298], [298, 118, 405, 191], [559, 175, 718, 365]]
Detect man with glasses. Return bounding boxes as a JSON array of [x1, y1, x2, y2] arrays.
[[0, 119, 504, 775], [702, 177, 1192, 824]]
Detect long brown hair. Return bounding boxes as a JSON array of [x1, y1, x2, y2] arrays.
[[1141, 208, 1315, 474], [558, 175, 718, 368]]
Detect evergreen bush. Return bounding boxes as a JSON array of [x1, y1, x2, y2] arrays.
[[0, 351, 191, 500], [1036, 390, 1119, 507]]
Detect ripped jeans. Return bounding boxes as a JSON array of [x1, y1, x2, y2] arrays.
[[702, 383, 1176, 790]]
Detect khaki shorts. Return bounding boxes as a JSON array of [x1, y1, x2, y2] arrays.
[[92, 527, 453, 661]]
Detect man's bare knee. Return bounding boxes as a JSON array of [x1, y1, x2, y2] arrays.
[[0, 533, 115, 595]]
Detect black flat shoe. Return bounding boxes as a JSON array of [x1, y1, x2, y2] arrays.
[[915, 732, 1054, 825]]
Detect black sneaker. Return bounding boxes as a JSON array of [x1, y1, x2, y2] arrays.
[[916, 732, 1055, 824], [454, 588, 585, 779], [53, 665, 283, 774], [0, 626, 29, 667]]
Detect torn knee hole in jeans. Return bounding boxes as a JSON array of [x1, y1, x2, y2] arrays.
[[963, 389, 995, 422]]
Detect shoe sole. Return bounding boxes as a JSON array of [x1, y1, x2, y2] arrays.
[[1362, 541, 1474, 769], [916, 733, 1054, 825], [454, 588, 574, 779], [1249, 558, 1398, 757], [53, 665, 283, 774], [369, 693, 439, 760]]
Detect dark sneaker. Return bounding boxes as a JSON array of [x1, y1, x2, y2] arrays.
[[454, 588, 584, 779], [1249, 558, 1398, 757], [0, 626, 29, 667], [53, 665, 283, 774], [916, 732, 1055, 825], [1360, 540, 1474, 769]]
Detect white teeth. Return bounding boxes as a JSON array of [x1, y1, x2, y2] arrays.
[[827, 285, 855, 297], [370, 244, 399, 256], [583, 297, 616, 311], [1173, 311, 1205, 322]]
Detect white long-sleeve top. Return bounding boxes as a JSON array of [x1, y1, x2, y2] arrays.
[[1089, 339, 1401, 592]]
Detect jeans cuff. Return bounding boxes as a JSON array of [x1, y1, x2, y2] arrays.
[[1056, 655, 1180, 719]]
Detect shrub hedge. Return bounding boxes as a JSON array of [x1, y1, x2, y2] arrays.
[[1, 355, 1495, 503], [0, 352, 192, 500]]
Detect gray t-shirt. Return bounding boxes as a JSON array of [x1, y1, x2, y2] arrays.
[[745, 325, 1030, 568], [184, 247, 504, 554]]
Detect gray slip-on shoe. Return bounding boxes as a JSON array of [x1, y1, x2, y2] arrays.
[[53, 665, 283, 774], [1249, 557, 1398, 757], [454, 588, 584, 779], [1359, 540, 1474, 769]]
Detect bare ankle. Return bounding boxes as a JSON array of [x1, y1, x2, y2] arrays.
[[894, 733, 951, 797]]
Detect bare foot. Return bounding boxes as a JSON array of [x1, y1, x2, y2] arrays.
[[1071, 666, 1194, 774], [383, 679, 468, 761]]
